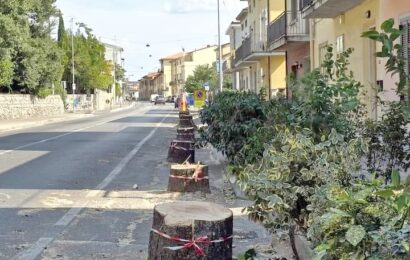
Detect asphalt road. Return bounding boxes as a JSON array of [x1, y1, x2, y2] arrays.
[[0, 103, 178, 260]]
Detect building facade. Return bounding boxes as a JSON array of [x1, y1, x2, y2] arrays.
[[302, 0, 410, 119], [103, 43, 124, 100], [233, 0, 288, 99]]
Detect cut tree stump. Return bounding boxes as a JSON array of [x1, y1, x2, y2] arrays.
[[167, 140, 195, 164], [177, 127, 195, 134], [148, 201, 233, 260], [179, 117, 195, 128], [179, 111, 190, 117], [168, 163, 210, 193], [176, 132, 195, 142]]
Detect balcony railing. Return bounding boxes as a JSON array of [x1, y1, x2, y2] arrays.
[[300, 0, 313, 10], [234, 35, 268, 64], [268, 11, 309, 49]]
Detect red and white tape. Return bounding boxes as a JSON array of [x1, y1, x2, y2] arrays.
[[151, 228, 232, 256], [169, 174, 209, 181]]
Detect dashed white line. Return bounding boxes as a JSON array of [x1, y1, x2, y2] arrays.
[[14, 237, 53, 260], [16, 111, 169, 260]]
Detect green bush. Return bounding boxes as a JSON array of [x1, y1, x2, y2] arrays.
[[35, 86, 52, 98], [309, 173, 410, 259], [200, 91, 266, 163]]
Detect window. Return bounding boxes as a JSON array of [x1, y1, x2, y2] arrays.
[[401, 17, 410, 77], [336, 35, 344, 53], [400, 15, 410, 100]]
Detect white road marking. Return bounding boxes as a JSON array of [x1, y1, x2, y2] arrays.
[[0, 122, 106, 156], [14, 237, 53, 260], [16, 111, 169, 260], [0, 105, 148, 156], [54, 201, 88, 226]]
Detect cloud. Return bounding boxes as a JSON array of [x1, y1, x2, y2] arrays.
[[163, 0, 244, 14]]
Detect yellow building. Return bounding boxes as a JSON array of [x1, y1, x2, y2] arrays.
[[233, 0, 288, 98], [302, 0, 410, 119], [166, 45, 218, 94]]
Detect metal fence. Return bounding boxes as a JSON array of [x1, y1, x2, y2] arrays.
[[268, 11, 310, 46]]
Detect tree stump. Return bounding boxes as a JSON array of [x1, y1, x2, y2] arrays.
[[177, 127, 195, 134], [179, 118, 195, 128], [148, 201, 233, 260], [167, 140, 195, 164], [179, 111, 190, 117], [168, 164, 210, 193]]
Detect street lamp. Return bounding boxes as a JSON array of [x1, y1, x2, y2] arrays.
[[217, 0, 223, 93]]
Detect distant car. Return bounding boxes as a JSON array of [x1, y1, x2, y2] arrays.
[[150, 94, 159, 102], [154, 95, 166, 105]]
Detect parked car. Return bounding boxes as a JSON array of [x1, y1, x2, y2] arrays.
[[150, 94, 159, 102], [154, 95, 166, 105]]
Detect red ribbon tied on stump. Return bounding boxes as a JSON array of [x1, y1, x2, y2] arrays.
[[151, 228, 232, 256]]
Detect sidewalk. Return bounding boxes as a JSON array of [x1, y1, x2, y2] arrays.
[[0, 102, 137, 133]]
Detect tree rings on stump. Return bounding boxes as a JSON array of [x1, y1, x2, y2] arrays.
[[167, 140, 195, 164], [168, 164, 210, 193], [148, 201, 233, 260]]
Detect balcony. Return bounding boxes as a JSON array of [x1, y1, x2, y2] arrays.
[[301, 0, 366, 19], [268, 11, 310, 51], [234, 35, 284, 67]]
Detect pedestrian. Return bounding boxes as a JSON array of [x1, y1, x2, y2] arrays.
[[175, 96, 180, 109]]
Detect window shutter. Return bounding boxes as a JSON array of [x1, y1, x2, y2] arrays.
[[401, 19, 410, 76]]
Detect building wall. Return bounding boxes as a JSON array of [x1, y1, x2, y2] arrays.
[[0, 94, 64, 119], [310, 0, 380, 118], [287, 43, 310, 78], [184, 46, 218, 82], [270, 0, 285, 22], [162, 61, 173, 97], [379, 0, 410, 103], [270, 55, 287, 95]]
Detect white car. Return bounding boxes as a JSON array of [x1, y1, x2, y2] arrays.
[[150, 94, 159, 102]]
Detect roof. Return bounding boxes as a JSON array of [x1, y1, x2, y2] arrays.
[[187, 44, 218, 55], [142, 71, 162, 80], [225, 21, 241, 35], [236, 7, 248, 21], [161, 52, 185, 60]]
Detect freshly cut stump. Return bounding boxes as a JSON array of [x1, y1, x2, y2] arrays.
[[168, 164, 210, 193], [177, 127, 195, 135], [148, 201, 233, 260], [167, 140, 195, 164], [179, 117, 195, 128], [179, 111, 190, 117], [177, 132, 195, 142]]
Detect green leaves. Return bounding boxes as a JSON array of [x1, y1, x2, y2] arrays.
[[346, 225, 366, 246], [381, 18, 395, 32]]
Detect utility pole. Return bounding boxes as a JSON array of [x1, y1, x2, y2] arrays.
[[217, 0, 223, 93], [71, 18, 76, 112]]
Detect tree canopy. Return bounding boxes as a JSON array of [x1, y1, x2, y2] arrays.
[[184, 63, 231, 93], [0, 0, 63, 94], [0, 1, 119, 96], [61, 23, 113, 94]]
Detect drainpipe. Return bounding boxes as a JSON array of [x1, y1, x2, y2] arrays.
[[285, 0, 289, 100], [267, 0, 272, 100]]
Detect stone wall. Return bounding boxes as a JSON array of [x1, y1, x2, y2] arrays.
[[0, 94, 64, 120]]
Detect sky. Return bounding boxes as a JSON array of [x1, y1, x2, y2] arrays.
[[56, 0, 247, 81]]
